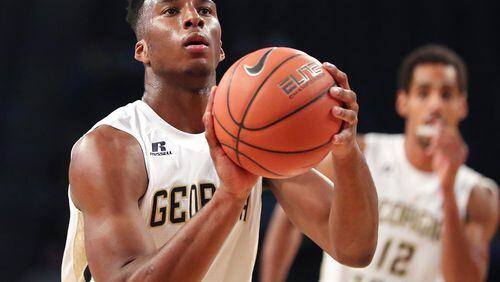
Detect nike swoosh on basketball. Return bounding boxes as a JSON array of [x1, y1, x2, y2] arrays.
[[244, 48, 275, 76]]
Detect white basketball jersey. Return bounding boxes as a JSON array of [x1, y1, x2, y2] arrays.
[[62, 100, 263, 282], [320, 133, 496, 282]]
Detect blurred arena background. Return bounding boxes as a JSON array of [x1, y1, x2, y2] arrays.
[[0, 0, 498, 281]]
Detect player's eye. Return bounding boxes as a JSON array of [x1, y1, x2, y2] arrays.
[[162, 8, 179, 16], [441, 91, 452, 100], [417, 91, 428, 99], [198, 7, 212, 15]]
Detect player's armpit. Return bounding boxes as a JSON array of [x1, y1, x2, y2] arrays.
[[464, 182, 499, 279], [69, 126, 153, 281]]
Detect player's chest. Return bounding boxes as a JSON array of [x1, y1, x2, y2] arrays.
[[144, 136, 217, 182]]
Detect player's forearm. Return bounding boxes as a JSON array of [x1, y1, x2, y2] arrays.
[[260, 205, 303, 282], [441, 189, 482, 282], [328, 148, 378, 267], [126, 187, 249, 282]]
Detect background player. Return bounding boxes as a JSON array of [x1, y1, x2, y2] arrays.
[[61, 0, 378, 281], [261, 44, 498, 282]]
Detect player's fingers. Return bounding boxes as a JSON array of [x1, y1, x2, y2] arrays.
[[439, 131, 466, 157], [203, 86, 216, 124], [425, 137, 438, 156], [323, 62, 350, 90], [204, 87, 219, 150], [329, 87, 359, 112], [204, 113, 218, 149], [434, 125, 452, 148], [332, 106, 358, 125], [207, 86, 217, 114]]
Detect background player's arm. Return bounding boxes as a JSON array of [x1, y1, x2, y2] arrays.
[[70, 124, 254, 281], [427, 124, 498, 281], [441, 183, 498, 282], [260, 205, 303, 282]]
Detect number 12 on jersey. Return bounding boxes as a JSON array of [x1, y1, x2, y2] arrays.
[[376, 238, 416, 277]]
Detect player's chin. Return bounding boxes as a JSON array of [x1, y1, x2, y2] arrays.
[[184, 61, 214, 77]]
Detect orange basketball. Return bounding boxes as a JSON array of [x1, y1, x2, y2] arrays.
[[213, 47, 342, 178]]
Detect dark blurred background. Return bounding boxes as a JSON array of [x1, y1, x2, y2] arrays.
[[1, 0, 498, 281]]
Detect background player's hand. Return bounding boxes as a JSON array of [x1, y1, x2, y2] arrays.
[[323, 63, 360, 158], [426, 122, 468, 191], [204, 86, 259, 200]]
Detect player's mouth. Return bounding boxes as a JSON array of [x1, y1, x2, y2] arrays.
[[183, 34, 210, 52], [416, 116, 443, 138], [423, 115, 443, 126]]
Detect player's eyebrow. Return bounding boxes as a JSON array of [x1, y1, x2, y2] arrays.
[[157, 0, 178, 4]]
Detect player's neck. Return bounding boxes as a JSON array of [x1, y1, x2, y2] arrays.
[[142, 71, 214, 134], [404, 133, 434, 172]]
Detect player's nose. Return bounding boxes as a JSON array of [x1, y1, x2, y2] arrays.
[[183, 7, 205, 29], [428, 92, 445, 111]]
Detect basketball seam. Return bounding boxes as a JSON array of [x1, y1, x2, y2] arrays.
[[219, 143, 284, 177], [215, 113, 333, 154], [234, 52, 305, 164]]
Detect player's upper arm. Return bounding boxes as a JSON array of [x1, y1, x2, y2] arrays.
[[464, 181, 499, 277], [69, 125, 154, 281]]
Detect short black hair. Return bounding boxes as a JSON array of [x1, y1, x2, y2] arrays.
[[126, 0, 146, 36], [398, 44, 468, 94]]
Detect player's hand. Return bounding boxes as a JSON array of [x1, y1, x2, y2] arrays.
[[426, 122, 468, 192], [323, 63, 360, 158], [204, 86, 259, 201]]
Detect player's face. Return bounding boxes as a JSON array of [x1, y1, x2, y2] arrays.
[[138, 0, 223, 76], [397, 63, 468, 140]]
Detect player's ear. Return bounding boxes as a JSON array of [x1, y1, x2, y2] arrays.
[[135, 39, 150, 65], [396, 89, 409, 118], [219, 45, 225, 62]]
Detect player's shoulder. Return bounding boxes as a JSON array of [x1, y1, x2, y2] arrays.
[[462, 167, 498, 223], [73, 125, 139, 157], [70, 125, 144, 178], [458, 166, 498, 193], [69, 102, 148, 210], [70, 125, 147, 210], [70, 122, 146, 186], [71, 101, 144, 157], [469, 174, 498, 202]]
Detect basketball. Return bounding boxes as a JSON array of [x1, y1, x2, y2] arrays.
[[213, 47, 343, 178]]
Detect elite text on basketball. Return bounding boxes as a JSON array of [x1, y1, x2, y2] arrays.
[[278, 62, 324, 98]]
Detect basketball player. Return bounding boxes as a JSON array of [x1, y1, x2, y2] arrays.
[[61, 0, 379, 281], [260, 44, 499, 282]]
